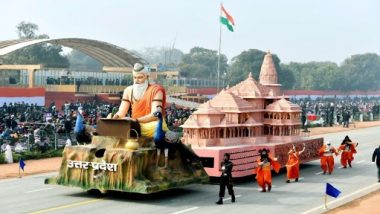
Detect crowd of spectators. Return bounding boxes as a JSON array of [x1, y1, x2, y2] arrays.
[[292, 97, 380, 127], [46, 76, 131, 86], [0, 100, 193, 154]]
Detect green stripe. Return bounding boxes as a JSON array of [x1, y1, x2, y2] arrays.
[[220, 17, 234, 32]]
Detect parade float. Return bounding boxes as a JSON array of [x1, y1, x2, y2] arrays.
[[45, 119, 208, 194], [181, 51, 324, 178]]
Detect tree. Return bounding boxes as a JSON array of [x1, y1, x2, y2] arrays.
[[66, 50, 102, 72], [282, 62, 341, 90], [2, 21, 69, 68], [137, 47, 184, 65], [340, 53, 380, 91], [179, 47, 228, 79], [16, 21, 47, 39], [227, 49, 293, 88], [279, 65, 296, 90]]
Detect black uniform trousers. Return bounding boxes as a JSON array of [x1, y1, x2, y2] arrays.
[[219, 176, 234, 198]]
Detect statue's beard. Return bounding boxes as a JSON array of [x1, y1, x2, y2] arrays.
[[133, 80, 148, 100]]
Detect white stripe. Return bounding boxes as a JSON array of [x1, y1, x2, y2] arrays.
[[223, 194, 241, 201], [338, 166, 344, 169], [301, 183, 380, 214], [299, 177, 304, 180], [234, 186, 256, 190], [25, 187, 54, 193], [315, 171, 324, 175], [356, 160, 365, 164], [171, 207, 199, 214], [0, 97, 44, 106]]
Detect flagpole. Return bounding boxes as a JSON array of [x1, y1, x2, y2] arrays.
[[217, 2, 223, 93]]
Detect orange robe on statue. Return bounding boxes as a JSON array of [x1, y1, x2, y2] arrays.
[[286, 151, 300, 180], [131, 84, 168, 138], [131, 84, 166, 119], [319, 145, 338, 174], [255, 156, 280, 191], [338, 143, 357, 168]]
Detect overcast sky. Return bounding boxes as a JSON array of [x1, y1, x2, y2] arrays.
[[1, 0, 379, 64]]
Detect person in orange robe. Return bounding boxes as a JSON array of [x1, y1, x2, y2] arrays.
[[319, 141, 338, 175], [286, 143, 306, 183], [256, 148, 280, 192], [338, 135, 358, 168], [112, 63, 168, 138]]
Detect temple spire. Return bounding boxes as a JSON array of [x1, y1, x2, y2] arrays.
[[259, 51, 278, 85]]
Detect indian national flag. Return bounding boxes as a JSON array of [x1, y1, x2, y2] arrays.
[[220, 4, 235, 32]]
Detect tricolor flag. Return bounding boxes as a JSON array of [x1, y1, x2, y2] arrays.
[[220, 4, 235, 32]]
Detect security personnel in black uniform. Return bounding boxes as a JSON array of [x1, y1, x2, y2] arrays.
[[372, 145, 380, 182], [216, 153, 235, 205]]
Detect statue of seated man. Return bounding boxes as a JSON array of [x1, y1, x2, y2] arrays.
[[112, 63, 168, 138]]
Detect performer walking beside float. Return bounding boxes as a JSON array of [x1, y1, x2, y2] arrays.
[[319, 141, 338, 175], [216, 153, 236, 205], [338, 135, 358, 168], [286, 144, 305, 183], [256, 148, 280, 192], [372, 145, 380, 182]]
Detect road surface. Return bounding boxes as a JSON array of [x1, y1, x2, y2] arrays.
[[0, 126, 379, 214]]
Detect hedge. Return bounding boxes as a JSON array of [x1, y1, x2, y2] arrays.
[[0, 149, 63, 164]]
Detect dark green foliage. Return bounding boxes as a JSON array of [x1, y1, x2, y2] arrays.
[[66, 50, 102, 72], [227, 49, 291, 88], [281, 53, 380, 91], [2, 21, 69, 68], [0, 149, 63, 164], [179, 47, 228, 79], [282, 61, 341, 90], [0, 153, 5, 164], [339, 53, 380, 91]]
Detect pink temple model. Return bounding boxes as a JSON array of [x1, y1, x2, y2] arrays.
[[182, 51, 323, 178]]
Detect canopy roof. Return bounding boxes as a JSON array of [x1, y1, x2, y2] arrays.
[[0, 38, 146, 67]]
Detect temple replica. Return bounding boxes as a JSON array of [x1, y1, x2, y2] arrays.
[[182, 51, 323, 177]]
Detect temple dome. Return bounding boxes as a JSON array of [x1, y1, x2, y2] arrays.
[[227, 73, 268, 98], [209, 90, 255, 112], [193, 101, 223, 115], [266, 98, 301, 112]]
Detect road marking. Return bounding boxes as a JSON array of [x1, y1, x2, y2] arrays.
[[315, 171, 324, 175], [356, 160, 365, 164], [234, 186, 256, 190], [298, 177, 304, 180], [25, 187, 54, 193], [223, 194, 241, 201], [28, 199, 103, 214], [338, 166, 344, 169], [171, 207, 199, 214], [301, 182, 380, 214]]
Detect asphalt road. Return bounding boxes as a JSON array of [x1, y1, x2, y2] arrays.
[[1, 126, 380, 214]]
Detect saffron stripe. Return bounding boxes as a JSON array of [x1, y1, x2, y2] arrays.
[[221, 4, 235, 25]]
